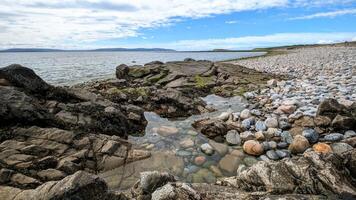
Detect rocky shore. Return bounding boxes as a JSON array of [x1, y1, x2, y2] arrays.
[[1, 46, 356, 199]]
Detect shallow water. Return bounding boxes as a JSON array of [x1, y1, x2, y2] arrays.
[[101, 95, 253, 190], [0, 51, 264, 85]]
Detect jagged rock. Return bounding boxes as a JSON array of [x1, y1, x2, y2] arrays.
[[116, 64, 129, 79], [234, 151, 356, 198], [316, 98, 347, 120], [331, 114, 355, 130], [151, 183, 201, 200], [0, 171, 123, 200], [193, 119, 228, 139], [139, 171, 176, 194]]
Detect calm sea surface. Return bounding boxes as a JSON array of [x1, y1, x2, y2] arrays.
[[0, 51, 264, 85]]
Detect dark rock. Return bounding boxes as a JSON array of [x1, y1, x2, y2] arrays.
[[316, 98, 347, 120], [139, 171, 176, 194], [331, 114, 355, 130], [324, 133, 344, 142], [193, 119, 228, 139], [116, 64, 129, 79], [302, 129, 319, 144]]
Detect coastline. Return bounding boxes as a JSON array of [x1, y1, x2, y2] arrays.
[[0, 45, 355, 199]]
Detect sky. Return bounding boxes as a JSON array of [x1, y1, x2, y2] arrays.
[[0, 0, 356, 50]]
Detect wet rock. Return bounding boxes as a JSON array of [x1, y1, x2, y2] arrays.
[[225, 130, 241, 145], [200, 143, 214, 155], [180, 138, 194, 148], [140, 171, 176, 194], [209, 140, 228, 156], [288, 135, 310, 154], [156, 126, 179, 137], [324, 133, 344, 142], [302, 129, 319, 144], [313, 143, 332, 154], [331, 143, 353, 156], [218, 154, 242, 175], [243, 140, 264, 156], [193, 119, 227, 139], [265, 117, 278, 128], [194, 156, 206, 166]]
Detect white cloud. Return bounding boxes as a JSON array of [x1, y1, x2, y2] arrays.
[[225, 20, 239, 24], [290, 8, 356, 20], [293, 0, 356, 7], [140, 32, 356, 50], [0, 0, 288, 48]]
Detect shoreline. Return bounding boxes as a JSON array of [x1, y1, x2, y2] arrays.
[[0, 45, 355, 199]]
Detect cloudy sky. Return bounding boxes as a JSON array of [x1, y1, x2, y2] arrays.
[[1, 0, 356, 50]]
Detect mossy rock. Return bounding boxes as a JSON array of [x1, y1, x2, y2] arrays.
[[144, 71, 168, 85], [194, 75, 214, 88], [128, 67, 152, 78]]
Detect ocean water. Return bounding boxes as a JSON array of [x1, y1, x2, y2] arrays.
[[0, 51, 264, 85]]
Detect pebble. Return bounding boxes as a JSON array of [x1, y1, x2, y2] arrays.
[[200, 143, 214, 155], [302, 129, 319, 144], [243, 156, 258, 167], [344, 130, 356, 139], [250, 109, 261, 116], [180, 138, 194, 148], [288, 135, 310, 154], [209, 140, 228, 156], [324, 133, 344, 142], [281, 131, 293, 144], [254, 131, 265, 141], [240, 131, 255, 141], [277, 105, 296, 114], [266, 150, 279, 160], [267, 141, 277, 149], [313, 143, 332, 154], [243, 140, 264, 156], [240, 109, 251, 119], [241, 118, 252, 130], [259, 155, 270, 162], [225, 130, 241, 145], [277, 142, 288, 149], [176, 150, 192, 157], [265, 117, 278, 128], [156, 126, 179, 136], [275, 149, 290, 158], [255, 120, 267, 131], [194, 156, 206, 166]]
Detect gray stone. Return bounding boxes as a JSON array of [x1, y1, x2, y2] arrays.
[[324, 133, 344, 142], [240, 109, 251, 119], [344, 130, 356, 139], [281, 131, 293, 144], [200, 143, 214, 155], [302, 129, 319, 144], [331, 143, 353, 156], [275, 150, 290, 158], [225, 130, 241, 145], [266, 150, 279, 160], [255, 120, 267, 131], [140, 171, 175, 193], [265, 117, 278, 128]]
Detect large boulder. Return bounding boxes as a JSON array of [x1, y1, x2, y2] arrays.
[[0, 171, 125, 200], [234, 151, 356, 198]]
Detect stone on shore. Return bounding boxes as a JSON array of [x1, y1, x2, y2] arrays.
[[288, 135, 310, 154], [243, 140, 264, 156]]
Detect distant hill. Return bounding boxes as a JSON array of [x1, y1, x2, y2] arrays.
[[0, 48, 176, 53]]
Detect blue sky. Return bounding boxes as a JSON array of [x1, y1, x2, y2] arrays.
[[0, 0, 356, 50]]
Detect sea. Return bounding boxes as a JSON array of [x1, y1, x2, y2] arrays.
[[0, 51, 264, 85]]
